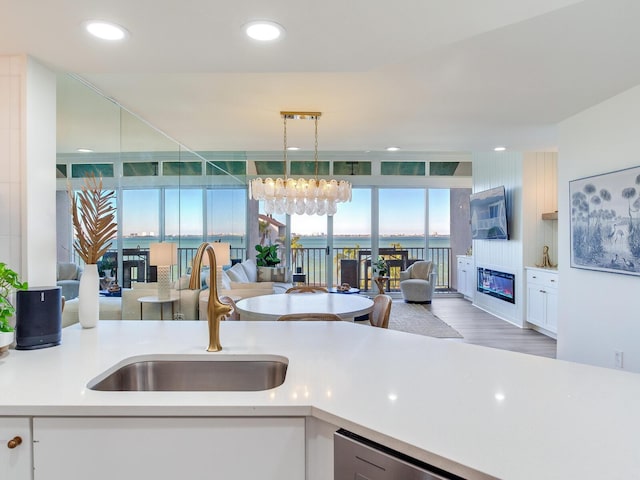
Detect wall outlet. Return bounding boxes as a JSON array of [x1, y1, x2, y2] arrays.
[[614, 350, 624, 369]]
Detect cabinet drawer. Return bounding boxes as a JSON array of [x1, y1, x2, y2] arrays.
[[527, 270, 558, 289]]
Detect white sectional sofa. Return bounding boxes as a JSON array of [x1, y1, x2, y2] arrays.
[[62, 281, 201, 326], [198, 259, 292, 320], [62, 259, 291, 325]]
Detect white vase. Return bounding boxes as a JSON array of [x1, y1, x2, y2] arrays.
[[78, 264, 99, 328], [0, 330, 14, 353]]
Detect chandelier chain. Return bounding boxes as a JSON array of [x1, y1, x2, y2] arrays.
[[283, 114, 288, 179], [314, 116, 319, 180]]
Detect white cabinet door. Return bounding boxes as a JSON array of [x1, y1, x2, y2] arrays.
[[464, 259, 475, 299], [456, 258, 466, 296], [527, 285, 546, 329], [1, 417, 32, 480], [526, 269, 558, 335], [33, 417, 304, 480], [457, 256, 474, 299], [545, 289, 558, 332]]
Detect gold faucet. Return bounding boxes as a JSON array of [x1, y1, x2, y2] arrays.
[[189, 243, 232, 352]]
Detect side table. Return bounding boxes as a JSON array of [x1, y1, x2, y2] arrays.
[[137, 295, 180, 320]]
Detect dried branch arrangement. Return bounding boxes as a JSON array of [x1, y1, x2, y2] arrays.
[[69, 175, 117, 264]]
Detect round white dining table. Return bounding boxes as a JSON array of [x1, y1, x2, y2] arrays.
[[235, 293, 374, 321]]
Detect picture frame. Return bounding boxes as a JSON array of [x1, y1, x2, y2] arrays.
[[570, 165, 640, 276]]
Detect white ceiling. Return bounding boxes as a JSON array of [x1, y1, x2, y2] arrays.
[[3, 0, 640, 153]]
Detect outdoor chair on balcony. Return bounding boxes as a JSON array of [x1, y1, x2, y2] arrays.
[[399, 261, 437, 304]]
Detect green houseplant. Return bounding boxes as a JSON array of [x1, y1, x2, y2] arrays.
[[373, 256, 389, 277], [255, 244, 281, 267], [0, 262, 28, 334]]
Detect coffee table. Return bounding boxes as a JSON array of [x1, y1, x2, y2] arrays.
[[327, 287, 361, 294], [236, 293, 373, 322]]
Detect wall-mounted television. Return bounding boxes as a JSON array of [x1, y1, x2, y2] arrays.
[[469, 186, 509, 240]]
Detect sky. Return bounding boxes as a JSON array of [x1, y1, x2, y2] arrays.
[[121, 187, 451, 237]]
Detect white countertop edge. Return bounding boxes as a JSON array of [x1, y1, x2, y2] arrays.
[[0, 404, 312, 417]]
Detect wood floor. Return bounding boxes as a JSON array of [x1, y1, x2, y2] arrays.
[[423, 295, 557, 358]]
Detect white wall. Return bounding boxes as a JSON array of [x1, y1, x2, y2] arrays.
[[558, 85, 640, 372], [0, 56, 25, 274], [523, 152, 558, 268], [0, 55, 56, 290], [24, 57, 57, 286], [472, 152, 524, 326]]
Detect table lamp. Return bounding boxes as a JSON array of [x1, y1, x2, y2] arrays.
[[150, 242, 177, 300], [203, 242, 231, 292]]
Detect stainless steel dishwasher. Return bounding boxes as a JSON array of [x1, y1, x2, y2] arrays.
[[334, 429, 466, 480]]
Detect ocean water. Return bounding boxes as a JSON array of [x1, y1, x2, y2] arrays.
[[123, 235, 450, 251]]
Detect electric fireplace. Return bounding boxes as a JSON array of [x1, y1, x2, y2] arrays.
[[477, 268, 515, 304]]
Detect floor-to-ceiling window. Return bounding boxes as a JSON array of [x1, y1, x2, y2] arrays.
[[378, 188, 426, 291], [333, 188, 371, 289], [206, 188, 247, 261], [122, 189, 160, 250], [429, 188, 451, 289]]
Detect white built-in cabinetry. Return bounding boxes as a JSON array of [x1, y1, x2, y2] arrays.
[[456, 255, 475, 300], [0, 417, 32, 480], [33, 417, 305, 480], [526, 267, 558, 337]]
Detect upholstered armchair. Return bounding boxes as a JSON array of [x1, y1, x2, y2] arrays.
[[399, 261, 437, 304], [56, 262, 82, 300]]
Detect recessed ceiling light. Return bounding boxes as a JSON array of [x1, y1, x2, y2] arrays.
[[76, 148, 94, 153], [84, 20, 129, 41], [494, 146, 506, 152], [386, 146, 400, 152], [286, 146, 300, 151], [244, 21, 285, 41]]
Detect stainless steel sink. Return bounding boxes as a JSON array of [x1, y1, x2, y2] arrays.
[[87, 355, 288, 392]]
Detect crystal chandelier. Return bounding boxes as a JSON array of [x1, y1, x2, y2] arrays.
[[249, 111, 352, 216]]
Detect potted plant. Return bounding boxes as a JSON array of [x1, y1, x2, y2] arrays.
[[68, 174, 117, 328], [0, 262, 28, 351], [255, 244, 287, 282], [372, 256, 389, 294], [373, 256, 389, 277], [255, 244, 281, 267]]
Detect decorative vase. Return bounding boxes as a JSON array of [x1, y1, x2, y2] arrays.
[[78, 263, 99, 328], [0, 330, 15, 354]]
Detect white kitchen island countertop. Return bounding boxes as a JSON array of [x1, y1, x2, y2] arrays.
[[1, 320, 639, 480]]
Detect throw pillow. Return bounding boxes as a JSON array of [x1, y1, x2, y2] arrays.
[[226, 262, 249, 283], [173, 274, 191, 290], [240, 258, 258, 282], [220, 269, 231, 290]]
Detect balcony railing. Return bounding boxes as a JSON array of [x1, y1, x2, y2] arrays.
[[84, 246, 451, 291], [295, 247, 451, 292]]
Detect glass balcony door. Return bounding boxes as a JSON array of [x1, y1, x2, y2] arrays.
[[290, 215, 329, 287]]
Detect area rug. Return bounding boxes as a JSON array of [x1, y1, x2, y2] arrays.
[[387, 302, 463, 339]]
